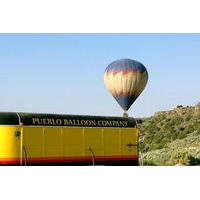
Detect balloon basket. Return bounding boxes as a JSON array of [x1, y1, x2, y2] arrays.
[[123, 111, 128, 118]]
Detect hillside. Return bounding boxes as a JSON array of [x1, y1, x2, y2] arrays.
[[138, 102, 200, 165]]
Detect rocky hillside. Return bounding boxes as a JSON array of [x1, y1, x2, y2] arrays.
[[138, 102, 200, 165]]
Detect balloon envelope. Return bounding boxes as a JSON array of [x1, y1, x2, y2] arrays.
[[104, 59, 148, 111]]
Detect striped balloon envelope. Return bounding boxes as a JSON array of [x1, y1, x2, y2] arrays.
[[104, 59, 148, 114]]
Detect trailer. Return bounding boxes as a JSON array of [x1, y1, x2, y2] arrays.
[[0, 112, 139, 166]]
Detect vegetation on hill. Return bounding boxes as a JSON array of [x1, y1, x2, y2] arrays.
[[138, 102, 200, 166]]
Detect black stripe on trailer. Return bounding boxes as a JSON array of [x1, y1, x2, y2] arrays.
[[0, 112, 19, 125], [0, 112, 137, 128]]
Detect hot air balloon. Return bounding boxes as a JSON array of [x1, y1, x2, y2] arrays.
[[104, 59, 148, 117]]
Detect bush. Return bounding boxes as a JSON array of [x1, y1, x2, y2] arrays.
[[188, 156, 200, 165], [167, 149, 191, 165]]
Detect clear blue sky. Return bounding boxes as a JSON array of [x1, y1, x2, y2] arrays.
[[0, 33, 200, 117]]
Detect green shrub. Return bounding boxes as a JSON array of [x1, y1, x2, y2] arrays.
[[167, 149, 191, 165]]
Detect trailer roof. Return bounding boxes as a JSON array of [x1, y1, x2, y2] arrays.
[[0, 112, 137, 128]]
